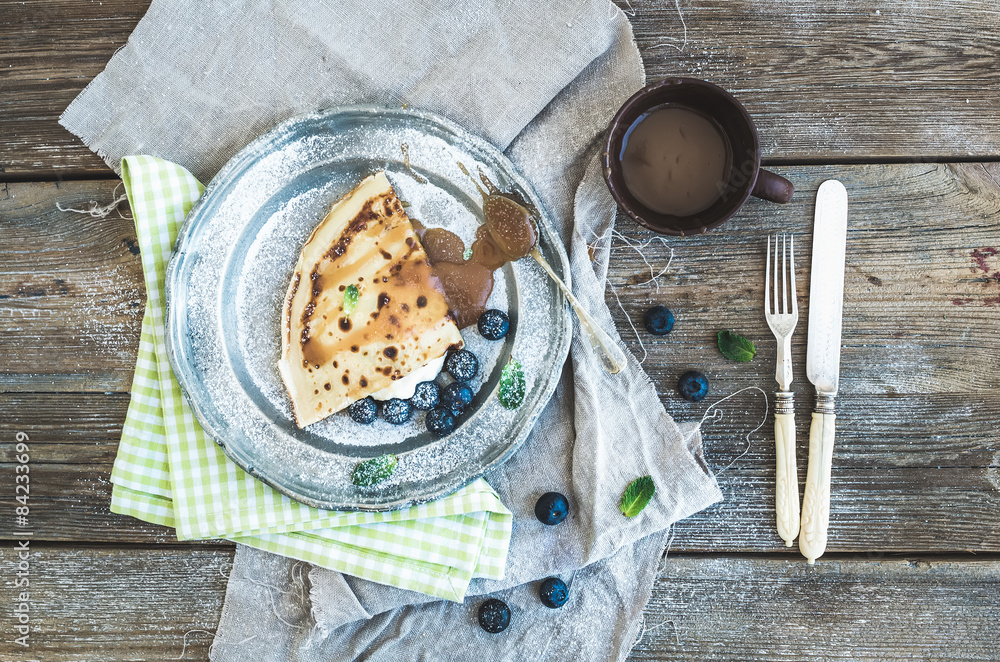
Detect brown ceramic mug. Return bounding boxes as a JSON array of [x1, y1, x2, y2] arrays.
[[602, 78, 793, 236]]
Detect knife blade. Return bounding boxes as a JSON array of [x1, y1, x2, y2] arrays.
[[806, 180, 848, 396], [799, 179, 848, 564]]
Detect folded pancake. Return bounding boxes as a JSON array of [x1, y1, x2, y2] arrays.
[[279, 172, 464, 427]]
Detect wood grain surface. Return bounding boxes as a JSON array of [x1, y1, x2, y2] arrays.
[[3, 546, 996, 662], [2, 1, 999, 660], [631, 555, 1000, 661], [2, 165, 999, 556], [2, 1, 1000, 177], [0, 544, 233, 662]]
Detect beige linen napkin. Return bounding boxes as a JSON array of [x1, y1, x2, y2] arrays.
[[60, 1, 723, 660]]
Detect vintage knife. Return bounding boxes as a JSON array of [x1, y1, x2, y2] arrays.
[[799, 179, 848, 564]]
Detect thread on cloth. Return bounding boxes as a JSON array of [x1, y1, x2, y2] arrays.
[[174, 629, 257, 660], [648, 0, 689, 52], [605, 282, 643, 363], [658, 525, 676, 572], [633, 527, 683, 649], [240, 573, 306, 630], [609, 229, 675, 293], [683, 386, 769, 475], [289, 561, 309, 609], [641, 619, 681, 646], [208, 634, 258, 659], [598, 227, 675, 365], [56, 182, 130, 220]]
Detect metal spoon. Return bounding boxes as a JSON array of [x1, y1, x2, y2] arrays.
[[529, 246, 628, 374], [468, 166, 628, 375]]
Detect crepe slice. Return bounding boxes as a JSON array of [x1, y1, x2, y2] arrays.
[[279, 172, 463, 428]]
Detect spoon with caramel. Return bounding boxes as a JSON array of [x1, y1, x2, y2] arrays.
[[422, 169, 627, 375], [494, 196, 627, 375]]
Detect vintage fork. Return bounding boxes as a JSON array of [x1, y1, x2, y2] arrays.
[[765, 234, 800, 546]]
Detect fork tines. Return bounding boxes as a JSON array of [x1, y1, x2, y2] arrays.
[[766, 234, 797, 318]]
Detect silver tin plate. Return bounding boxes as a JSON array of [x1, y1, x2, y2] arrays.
[[165, 106, 571, 511]]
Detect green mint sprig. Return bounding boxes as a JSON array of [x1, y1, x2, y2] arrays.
[[343, 284, 359, 316], [352, 454, 397, 487], [498, 358, 526, 410], [718, 330, 756, 362], [619, 476, 655, 518]]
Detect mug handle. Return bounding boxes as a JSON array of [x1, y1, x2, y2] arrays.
[[752, 169, 794, 203]]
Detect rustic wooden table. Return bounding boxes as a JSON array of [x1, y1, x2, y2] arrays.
[[2, 1, 999, 659]]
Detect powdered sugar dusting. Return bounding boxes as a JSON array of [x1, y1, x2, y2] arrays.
[[166, 107, 571, 510]]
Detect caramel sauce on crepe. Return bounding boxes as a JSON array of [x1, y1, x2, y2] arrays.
[[279, 172, 463, 427], [411, 174, 537, 329]]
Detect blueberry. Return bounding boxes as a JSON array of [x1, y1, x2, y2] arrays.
[[445, 349, 479, 382], [534, 492, 569, 525], [348, 397, 378, 424], [677, 370, 709, 402], [441, 382, 474, 412], [539, 577, 568, 609], [478, 309, 510, 341], [380, 398, 412, 425], [426, 407, 456, 436], [410, 381, 440, 411], [477, 598, 511, 634], [643, 305, 674, 336]]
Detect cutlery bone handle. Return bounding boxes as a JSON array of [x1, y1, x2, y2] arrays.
[[774, 393, 799, 546], [799, 411, 836, 563]]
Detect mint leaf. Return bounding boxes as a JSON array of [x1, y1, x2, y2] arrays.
[[619, 475, 655, 517], [343, 284, 359, 316], [718, 330, 756, 362], [498, 358, 526, 410], [352, 454, 397, 487], [463, 247, 473, 261]]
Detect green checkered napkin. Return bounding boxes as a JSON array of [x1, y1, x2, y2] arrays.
[[109, 155, 512, 601]]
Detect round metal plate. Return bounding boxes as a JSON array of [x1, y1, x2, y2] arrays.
[[165, 106, 572, 511]]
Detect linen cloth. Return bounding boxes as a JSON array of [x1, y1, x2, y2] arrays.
[[60, 0, 725, 660], [110, 153, 512, 601]]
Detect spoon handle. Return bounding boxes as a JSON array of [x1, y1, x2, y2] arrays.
[[530, 248, 627, 375]]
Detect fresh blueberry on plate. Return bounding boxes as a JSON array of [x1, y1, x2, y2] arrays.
[[348, 397, 378, 424], [380, 398, 412, 425], [539, 577, 568, 609], [445, 349, 479, 382], [677, 370, 709, 402], [477, 598, 511, 633], [534, 492, 569, 525], [426, 407, 456, 436], [478, 309, 510, 341], [410, 381, 440, 411], [441, 381, 474, 412], [643, 305, 674, 336]]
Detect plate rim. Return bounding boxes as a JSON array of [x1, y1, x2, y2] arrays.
[[164, 104, 573, 511]]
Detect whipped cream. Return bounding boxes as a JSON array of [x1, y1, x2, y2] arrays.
[[370, 354, 446, 401]]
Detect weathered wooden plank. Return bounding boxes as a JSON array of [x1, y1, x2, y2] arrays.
[[1, 1, 1000, 176], [630, 555, 1000, 661], [0, 544, 233, 661], [0, 546, 994, 661], [1, 165, 998, 550], [1, 390, 998, 551], [3, 163, 998, 393], [0, 0, 151, 177], [3, 459, 996, 551], [630, 0, 1000, 163], [0, 180, 143, 392], [3, 390, 995, 470]]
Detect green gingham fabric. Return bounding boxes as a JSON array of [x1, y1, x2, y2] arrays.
[[109, 155, 512, 602]]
